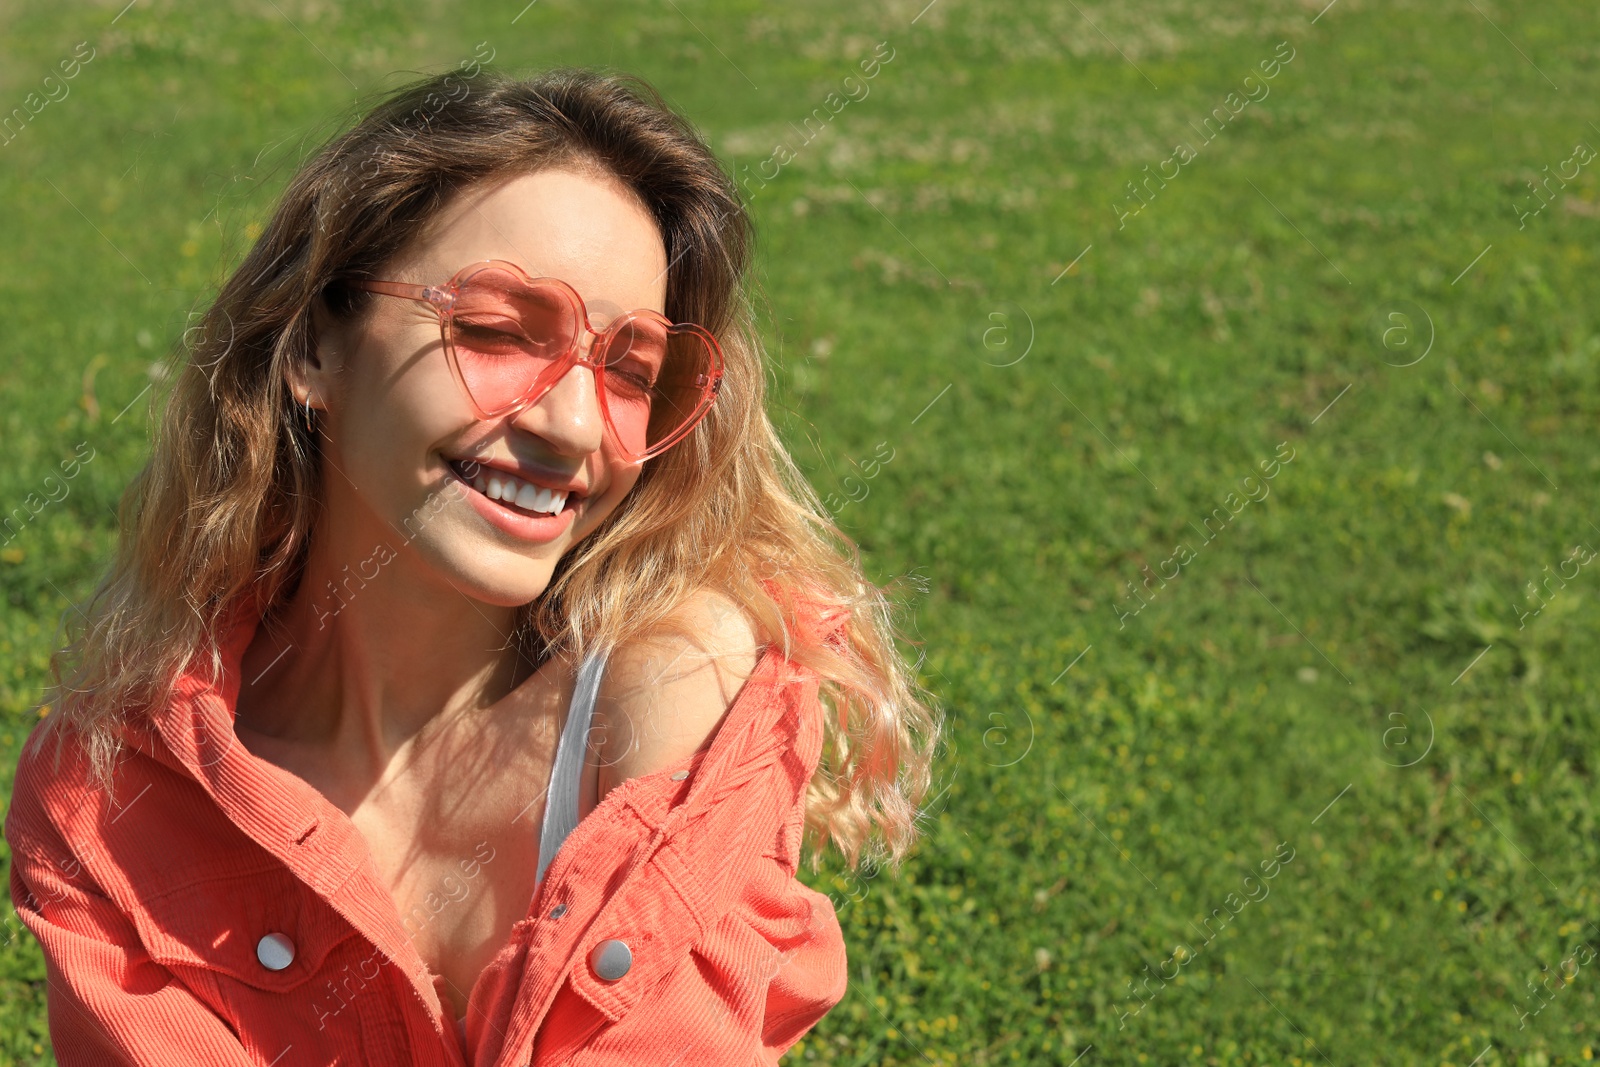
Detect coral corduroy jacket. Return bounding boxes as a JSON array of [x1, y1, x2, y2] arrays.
[[4, 594, 849, 1065]]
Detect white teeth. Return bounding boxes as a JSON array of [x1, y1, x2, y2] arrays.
[[457, 460, 568, 516]]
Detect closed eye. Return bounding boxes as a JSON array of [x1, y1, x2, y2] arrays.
[[606, 365, 658, 397], [455, 320, 529, 343]]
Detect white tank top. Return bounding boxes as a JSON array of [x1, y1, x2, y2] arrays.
[[456, 645, 610, 1042]]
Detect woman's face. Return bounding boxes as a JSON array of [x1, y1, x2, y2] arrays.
[[303, 165, 669, 607]]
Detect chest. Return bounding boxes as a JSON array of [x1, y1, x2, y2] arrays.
[[238, 685, 600, 1022], [348, 712, 600, 1020]]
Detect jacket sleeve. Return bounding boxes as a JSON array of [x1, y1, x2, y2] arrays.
[[535, 655, 849, 1066], [548, 857, 847, 1067], [8, 824, 258, 1065]]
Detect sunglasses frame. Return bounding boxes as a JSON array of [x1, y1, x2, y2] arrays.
[[348, 259, 725, 464]]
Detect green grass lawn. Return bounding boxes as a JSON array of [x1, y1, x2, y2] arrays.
[[3, 0, 1599, 1063]]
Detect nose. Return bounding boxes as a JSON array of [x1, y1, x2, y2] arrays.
[[510, 332, 608, 457]]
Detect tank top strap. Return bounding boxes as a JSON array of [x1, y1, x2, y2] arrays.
[[536, 645, 610, 886]]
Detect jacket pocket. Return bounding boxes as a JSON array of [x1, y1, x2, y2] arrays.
[[125, 862, 361, 995]]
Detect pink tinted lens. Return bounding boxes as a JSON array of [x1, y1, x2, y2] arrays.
[[447, 270, 574, 413], [598, 317, 716, 458]]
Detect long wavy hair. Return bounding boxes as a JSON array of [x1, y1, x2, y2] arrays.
[[34, 65, 941, 873]]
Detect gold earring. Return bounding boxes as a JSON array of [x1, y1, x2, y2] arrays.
[[303, 394, 315, 430]]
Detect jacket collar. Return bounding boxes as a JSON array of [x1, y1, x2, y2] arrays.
[[142, 589, 459, 1046]]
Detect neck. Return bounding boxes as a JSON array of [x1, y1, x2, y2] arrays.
[[235, 532, 541, 795]]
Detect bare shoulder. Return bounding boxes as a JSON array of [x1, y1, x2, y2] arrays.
[[591, 589, 763, 802]]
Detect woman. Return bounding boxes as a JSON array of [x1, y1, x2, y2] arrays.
[[6, 66, 939, 1065]]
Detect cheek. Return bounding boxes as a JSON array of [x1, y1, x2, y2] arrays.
[[582, 463, 644, 532], [334, 337, 467, 508], [560, 455, 639, 546]]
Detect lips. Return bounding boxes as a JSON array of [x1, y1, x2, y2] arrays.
[[444, 458, 579, 544], [447, 458, 587, 517]]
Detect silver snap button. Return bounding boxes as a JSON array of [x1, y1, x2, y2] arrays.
[[549, 903, 568, 919], [589, 938, 632, 981], [256, 932, 295, 971], [670, 771, 688, 781]]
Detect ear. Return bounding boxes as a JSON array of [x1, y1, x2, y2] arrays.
[[288, 294, 350, 412]]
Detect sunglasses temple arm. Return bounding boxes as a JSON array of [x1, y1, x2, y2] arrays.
[[351, 279, 450, 308]]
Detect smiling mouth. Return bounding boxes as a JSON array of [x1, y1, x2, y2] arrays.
[[447, 459, 578, 519]]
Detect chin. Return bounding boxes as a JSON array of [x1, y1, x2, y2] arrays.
[[447, 561, 557, 609], [397, 524, 559, 609]]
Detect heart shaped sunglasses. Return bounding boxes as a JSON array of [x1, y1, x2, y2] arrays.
[[350, 260, 724, 463]]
